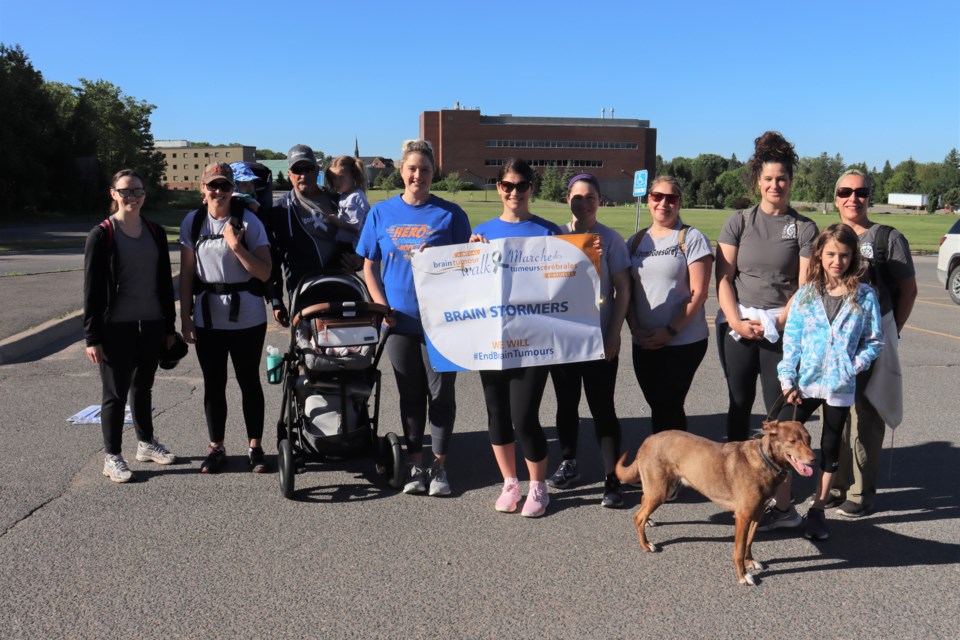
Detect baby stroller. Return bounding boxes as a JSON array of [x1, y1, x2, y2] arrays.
[[274, 271, 403, 498]]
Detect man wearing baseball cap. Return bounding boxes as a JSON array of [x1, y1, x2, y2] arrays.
[[265, 144, 351, 325]]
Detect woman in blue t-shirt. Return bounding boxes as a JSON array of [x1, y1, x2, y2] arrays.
[[358, 140, 471, 497], [470, 158, 561, 518]]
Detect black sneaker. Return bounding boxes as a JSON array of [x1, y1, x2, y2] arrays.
[[248, 446, 268, 473], [601, 475, 623, 509], [804, 507, 830, 541], [836, 500, 871, 518], [546, 459, 580, 489], [200, 445, 226, 474]]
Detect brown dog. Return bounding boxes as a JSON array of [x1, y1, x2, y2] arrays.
[[615, 420, 815, 586]]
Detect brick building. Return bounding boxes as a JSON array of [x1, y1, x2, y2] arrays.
[[156, 140, 256, 190], [420, 108, 656, 202]]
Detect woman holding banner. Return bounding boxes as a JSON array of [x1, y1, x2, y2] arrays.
[[358, 139, 471, 497], [626, 175, 713, 443], [470, 158, 561, 518], [547, 173, 632, 508]]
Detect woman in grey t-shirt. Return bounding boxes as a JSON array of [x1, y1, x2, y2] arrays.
[[715, 132, 818, 449], [626, 175, 713, 439]]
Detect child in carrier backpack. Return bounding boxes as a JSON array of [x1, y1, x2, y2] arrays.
[[324, 155, 370, 252], [762, 223, 883, 541]]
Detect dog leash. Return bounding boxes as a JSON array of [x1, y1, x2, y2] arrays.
[[764, 389, 799, 423]]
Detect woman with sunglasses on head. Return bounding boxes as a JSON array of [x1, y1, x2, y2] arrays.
[[359, 139, 471, 497], [625, 176, 713, 445], [546, 173, 632, 508], [470, 159, 561, 518], [84, 169, 179, 483], [179, 162, 272, 474], [715, 132, 818, 529]]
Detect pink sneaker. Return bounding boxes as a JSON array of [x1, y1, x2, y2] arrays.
[[521, 481, 550, 518], [495, 478, 521, 513]]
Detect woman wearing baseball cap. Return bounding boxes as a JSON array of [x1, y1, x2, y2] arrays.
[[179, 162, 273, 474]]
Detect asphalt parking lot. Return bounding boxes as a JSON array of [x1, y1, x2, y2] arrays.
[[0, 255, 957, 639]]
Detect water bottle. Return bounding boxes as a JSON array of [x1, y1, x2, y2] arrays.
[[266, 346, 282, 384]]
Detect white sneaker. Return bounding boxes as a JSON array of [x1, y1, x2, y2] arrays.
[[135, 438, 176, 465], [102, 454, 134, 483], [403, 465, 428, 494], [428, 463, 451, 496]]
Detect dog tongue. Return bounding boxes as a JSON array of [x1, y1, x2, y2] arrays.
[[791, 458, 814, 477]]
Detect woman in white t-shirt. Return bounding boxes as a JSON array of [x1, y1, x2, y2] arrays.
[[626, 175, 713, 437], [179, 162, 272, 475]]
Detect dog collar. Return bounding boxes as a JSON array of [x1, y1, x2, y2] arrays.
[[759, 440, 787, 478]]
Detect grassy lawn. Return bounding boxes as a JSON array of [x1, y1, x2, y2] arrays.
[[368, 189, 954, 253]]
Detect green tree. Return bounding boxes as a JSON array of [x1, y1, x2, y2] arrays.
[[373, 168, 403, 191], [256, 148, 287, 160], [538, 166, 567, 202], [884, 158, 919, 199], [942, 187, 960, 210], [716, 168, 748, 208], [0, 44, 61, 214], [274, 172, 290, 190], [443, 171, 463, 195]]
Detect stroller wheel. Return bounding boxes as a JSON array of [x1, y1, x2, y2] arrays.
[[278, 439, 295, 499], [385, 432, 403, 490]]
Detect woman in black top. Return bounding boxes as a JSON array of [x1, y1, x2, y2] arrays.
[[83, 169, 178, 483]]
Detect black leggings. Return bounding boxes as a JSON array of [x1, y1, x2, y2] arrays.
[[632, 339, 708, 434], [550, 357, 621, 474], [718, 324, 783, 441], [480, 366, 549, 463], [195, 323, 266, 443], [778, 398, 849, 472], [99, 320, 165, 455]]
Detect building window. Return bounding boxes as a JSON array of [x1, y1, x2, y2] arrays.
[[173, 176, 179, 181], [484, 139, 637, 150], [193, 153, 198, 158], [225, 152, 231, 157], [485, 159, 604, 168], [214, 152, 219, 157], [172, 153, 177, 158], [172, 165, 177, 170], [204, 152, 209, 158], [194, 164, 199, 170]]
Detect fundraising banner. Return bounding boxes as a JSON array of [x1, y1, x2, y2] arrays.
[[411, 234, 603, 371]]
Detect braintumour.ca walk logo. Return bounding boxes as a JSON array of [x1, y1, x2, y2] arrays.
[[781, 222, 797, 240]]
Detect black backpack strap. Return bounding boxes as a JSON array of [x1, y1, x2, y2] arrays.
[[870, 224, 896, 291], [630, 227, 649, 255], [97, 218, 115, 253], [190, 207, 263, 328]]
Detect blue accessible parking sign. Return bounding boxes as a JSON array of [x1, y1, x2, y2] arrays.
[[633, 170, 648, 197]]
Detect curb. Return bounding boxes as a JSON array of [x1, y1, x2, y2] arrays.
[[0, 310, 82, 364], [0, 273, 181, 365]]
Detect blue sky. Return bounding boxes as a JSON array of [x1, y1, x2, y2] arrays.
[[3, 0, 958, 170]]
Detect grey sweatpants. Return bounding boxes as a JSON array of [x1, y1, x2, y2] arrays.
[[384, 332, 457, 457]]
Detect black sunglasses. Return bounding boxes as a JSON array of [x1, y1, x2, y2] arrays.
[[498, 180, 531, 194], [113, 188, 146, 198], [649, 191, 680, 205], [836, 187, 870, 199], [290, 165, 317, 175], [205, 181, 233, 192]]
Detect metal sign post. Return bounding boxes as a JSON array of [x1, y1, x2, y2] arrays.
[[632, 169, 648, 234]]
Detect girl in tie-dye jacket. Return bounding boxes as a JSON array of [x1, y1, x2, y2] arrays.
[[762, 224, 883, 541]]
